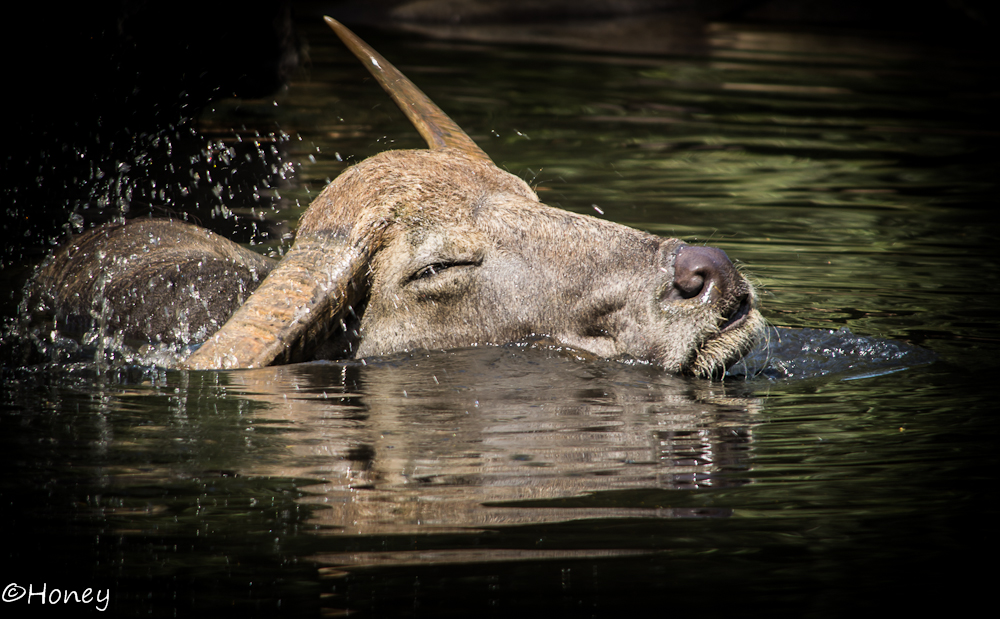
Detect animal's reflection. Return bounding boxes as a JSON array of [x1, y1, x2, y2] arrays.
[[220, 346, 761, 534]]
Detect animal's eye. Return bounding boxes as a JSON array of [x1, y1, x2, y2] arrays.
[[409, 260, 479, 283], [413, 264, 445, 280]]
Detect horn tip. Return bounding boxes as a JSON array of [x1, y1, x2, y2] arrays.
[[323, 15, 345, 34]]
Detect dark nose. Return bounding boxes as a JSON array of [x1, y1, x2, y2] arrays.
[[665, 245, 737, 303]]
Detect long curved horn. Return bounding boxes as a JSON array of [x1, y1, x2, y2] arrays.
[[324, 16, 491, 161], [182, 233, 369, 369]]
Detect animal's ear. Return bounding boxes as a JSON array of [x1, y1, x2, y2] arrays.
[[324, 16, 492, 163], [182, 232, 370, 369]]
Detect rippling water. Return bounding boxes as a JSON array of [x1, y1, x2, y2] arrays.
[[2, 16, 997, 617]]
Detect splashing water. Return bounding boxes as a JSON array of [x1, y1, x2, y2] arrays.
[[728, 326, 937, 382]]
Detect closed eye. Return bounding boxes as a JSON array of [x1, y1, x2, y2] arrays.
[[409, 260, 480, 283]]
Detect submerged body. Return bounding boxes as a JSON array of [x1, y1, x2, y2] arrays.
[[28, 18, 765, 378]]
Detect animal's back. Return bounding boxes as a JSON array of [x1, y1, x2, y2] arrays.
[[28, 219, 276, 346]]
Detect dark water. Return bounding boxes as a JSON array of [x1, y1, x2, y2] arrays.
[[2, 17, 998, 617]]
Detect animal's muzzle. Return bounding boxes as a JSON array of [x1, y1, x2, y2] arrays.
[[663, 244, 752, 330]]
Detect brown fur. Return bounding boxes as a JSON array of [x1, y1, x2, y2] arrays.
[[309, 148, 764, 375]]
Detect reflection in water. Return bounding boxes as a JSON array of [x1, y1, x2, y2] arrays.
[[221, 346, 759, 537]]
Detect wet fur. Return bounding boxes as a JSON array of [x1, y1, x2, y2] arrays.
[[28, 219, 275, 346]]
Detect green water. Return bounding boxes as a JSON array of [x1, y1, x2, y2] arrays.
[[2, 18, 997, 617]]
